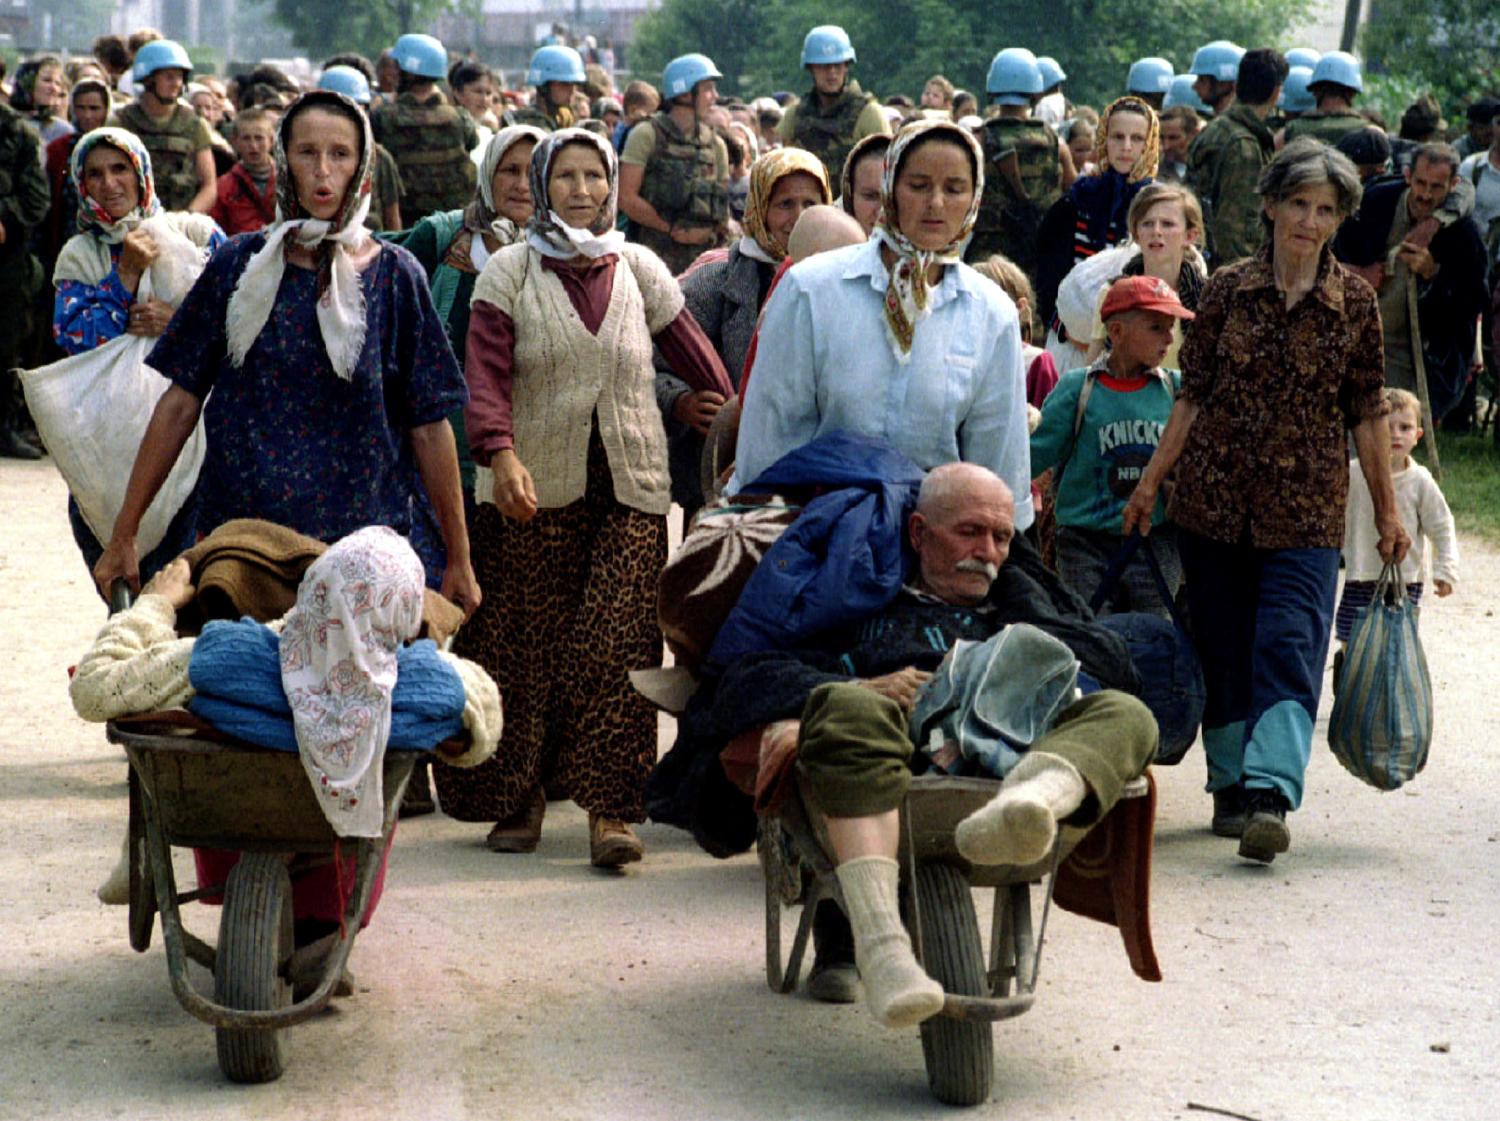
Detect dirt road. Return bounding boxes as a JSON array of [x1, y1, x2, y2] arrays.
[[1, 460, 1492, 1120]]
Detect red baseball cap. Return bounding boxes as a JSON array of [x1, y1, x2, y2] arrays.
[[1100, 275, 1196, 322]]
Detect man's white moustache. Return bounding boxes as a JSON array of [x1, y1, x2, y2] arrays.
[[954, 559, 999, 579]]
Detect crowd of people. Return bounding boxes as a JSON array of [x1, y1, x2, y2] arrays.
[[1, 21, 1491, 1034]]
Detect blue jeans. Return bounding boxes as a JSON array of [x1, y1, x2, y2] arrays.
[[1178, 530, 1339, 810]]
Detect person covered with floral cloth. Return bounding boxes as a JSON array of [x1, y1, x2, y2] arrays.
[[51, 127, 224, 584], [453, 128, 732, 867], [1123, 139, 1410, 865], [91, 90, 478, 623], [43, 77, 113, 262]]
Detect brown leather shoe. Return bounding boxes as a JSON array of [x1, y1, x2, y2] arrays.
[[589, 815, 644, 869], [485, 789, 546, 853]]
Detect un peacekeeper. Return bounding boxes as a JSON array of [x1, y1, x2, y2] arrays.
[[504, 45, 585, 132], [618, 53, 730, 275], [1283, 51, 1367, 147], [1188, 39, 1244, 117], [966, 47, 1075, 279], [1188, 47, 1287, 268], [1126, 57, 1175, 112], [0, 102, 51, 459], [371, 33, 478, 226], [107, 40, 217, 213], [776, 26, 889, 186]]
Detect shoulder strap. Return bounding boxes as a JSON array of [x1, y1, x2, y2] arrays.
[[1474, 161, 1485, 189]]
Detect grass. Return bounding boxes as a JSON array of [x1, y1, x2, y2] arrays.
[[1416, 431, 1500, 545]]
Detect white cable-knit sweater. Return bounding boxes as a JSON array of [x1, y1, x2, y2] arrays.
[[69, 596, 502, 767], [470, 243, 683, 515]]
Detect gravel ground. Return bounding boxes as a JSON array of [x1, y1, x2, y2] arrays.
[[1, 459, 1493, 1121]]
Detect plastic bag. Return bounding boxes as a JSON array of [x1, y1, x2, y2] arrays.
[[1054, 240, 1136, 344], [1328, 564, 1433, 790], [20, 221, 208, 557]]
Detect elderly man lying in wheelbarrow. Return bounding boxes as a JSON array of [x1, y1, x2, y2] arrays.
[[684, 463, 1157, 1030]]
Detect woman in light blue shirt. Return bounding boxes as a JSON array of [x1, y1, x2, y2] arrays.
[[732, 119, 1033, 529]]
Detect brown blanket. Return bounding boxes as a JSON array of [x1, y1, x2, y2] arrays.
[[176, 518, 464, 644]]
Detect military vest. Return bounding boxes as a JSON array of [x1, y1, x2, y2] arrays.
[[969, 117, 1062, 274], [503, 103, 560, 132], [1283, 111, 1367, 147], [375, 93, 476, 221], [639, 111, 728, 229], [790, 84, 873, 183], [113, 102, 201, 212]]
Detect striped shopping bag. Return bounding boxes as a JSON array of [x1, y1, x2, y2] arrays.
[[1328, 564, 1433, 790]]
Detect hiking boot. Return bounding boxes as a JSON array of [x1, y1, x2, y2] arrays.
[[807, 898, 860, 1004], [1238, 791, 1291, 864], [1211, 785, 1248, 838], [486, 788, 546, 853], [589, 815, 644, 869]]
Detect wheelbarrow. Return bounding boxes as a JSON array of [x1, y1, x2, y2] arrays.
[[759, 767, 1157, 1107], [108, 713, 422, 1083]]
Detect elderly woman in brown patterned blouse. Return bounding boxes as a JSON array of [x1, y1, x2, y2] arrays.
[[1123, 138, 1410, 866]]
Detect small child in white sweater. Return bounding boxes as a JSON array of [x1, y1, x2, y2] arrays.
[[1336, 388, 1459, 643]]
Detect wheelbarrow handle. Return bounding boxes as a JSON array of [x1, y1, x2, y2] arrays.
[[110, 578, 135, 615]]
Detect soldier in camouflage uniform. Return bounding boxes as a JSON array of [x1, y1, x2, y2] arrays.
[[0, 102, 51, 458], [503, 45, 585, 132], [107, 40, 217, 213], [1189, 49, 1287, 269], [776, 26, 889, 187], [371, 33, 478, 226], [618, 54, 730, 275], [1283, 51, 1367, 148], [966, 47, 1075, 279]]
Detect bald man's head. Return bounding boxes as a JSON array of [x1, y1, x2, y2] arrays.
[[910, 464, 1016, 606], [787, 204, 867, 262]]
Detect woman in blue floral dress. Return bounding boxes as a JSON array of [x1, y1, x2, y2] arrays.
[[91, 90, 478, 617]]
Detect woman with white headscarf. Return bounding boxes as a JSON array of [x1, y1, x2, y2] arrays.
[[51, 126, 224, 583], [91, 90, 478, 619], [452, 128, 731, 866], [732, 119, 1032, 527]]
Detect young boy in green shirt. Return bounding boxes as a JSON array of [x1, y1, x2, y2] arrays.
[[1030, 275, 1195, 616]]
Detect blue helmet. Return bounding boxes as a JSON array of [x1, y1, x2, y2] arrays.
[[392, 33, 447, 81], [1278, 66, 1315, 114], [132, 39, 193, 82], [1189, 40, 1244, 82], [663, 53, 723, 100], [318, 65, 373, 106], [801, 25, 856, 67], [986, 48, 1044, 105], [1309, 49, 1363, 93], [527, 44, 586, 86], [1036, 56, 1067, 90], [1163, 74, 1211, 114], [1127, 57, 1174, 96], [1285, 47, 1321, 71]]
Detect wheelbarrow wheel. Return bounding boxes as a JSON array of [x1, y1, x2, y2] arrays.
[[909, 861, 993, 1106], [127, 768, 155, 953], [214, 853, 294, 1083]]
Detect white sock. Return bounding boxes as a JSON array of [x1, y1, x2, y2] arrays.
[[955, 752, 1087, 867], [835, 856, 944, 1029]]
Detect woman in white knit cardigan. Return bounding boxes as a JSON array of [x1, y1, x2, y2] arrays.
[[451, 129, 732, 868]]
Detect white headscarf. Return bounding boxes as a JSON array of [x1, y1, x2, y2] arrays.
[[466, 123, 547, 244], [278, 526, 426, 838], [524, 127, 627, 261], [225, 90, 375, 382]]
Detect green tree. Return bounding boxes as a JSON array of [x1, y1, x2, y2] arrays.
[[631, 0, 1315, 111], [270, 0, 480, 63], [1362, 0, 1500, 120]]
